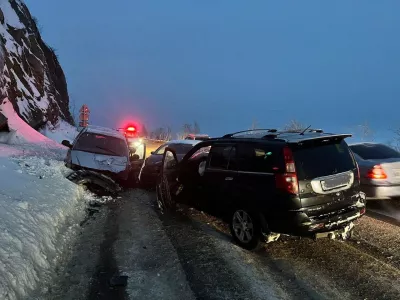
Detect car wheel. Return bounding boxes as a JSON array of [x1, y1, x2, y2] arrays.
[[156, 174, 175, 212], [229, 208, 263, 251]]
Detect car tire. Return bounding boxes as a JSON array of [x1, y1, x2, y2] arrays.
[[156, 174, 175, 212], [229, 208, 263, 251]]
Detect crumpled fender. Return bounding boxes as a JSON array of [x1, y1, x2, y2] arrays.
[[67, 169, 122, 196]]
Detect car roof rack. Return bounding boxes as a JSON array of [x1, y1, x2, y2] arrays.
[[261, 128, 324, 139], [280, 128, 324, 134], [307, 128, 323, 133], [222, 129, 278, 138]]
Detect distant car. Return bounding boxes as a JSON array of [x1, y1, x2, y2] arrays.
[[139, 139, 201, 187], [157, 128, 366, 250], [184, 134, 210, 141], [62, 126, 143, 190], [350, 143, 400, 199]]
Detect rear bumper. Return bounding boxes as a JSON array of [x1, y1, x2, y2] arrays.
[[362, 184, 400, 200], [265, 193, 366, 236]]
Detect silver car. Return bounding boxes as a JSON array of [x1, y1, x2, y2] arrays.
[[350, 143, 400, 199], [62, 125, 142, 185]]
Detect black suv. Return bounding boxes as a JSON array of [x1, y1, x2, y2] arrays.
[[157, 129, 366, 250]]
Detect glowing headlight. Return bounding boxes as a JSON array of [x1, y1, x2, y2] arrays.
[[130, 141, 143, 148]]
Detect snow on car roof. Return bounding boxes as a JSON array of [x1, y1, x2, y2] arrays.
[[84, 125, 126, 139]]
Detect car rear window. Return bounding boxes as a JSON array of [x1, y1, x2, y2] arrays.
[[350, 144, 400, 160], [73, 133, 129, 157], [293, 140, 355, 180]]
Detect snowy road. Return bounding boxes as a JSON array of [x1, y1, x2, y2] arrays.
[[41, 190, 400, 300]]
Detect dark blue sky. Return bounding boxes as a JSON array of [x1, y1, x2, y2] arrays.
[[24, 0, 400, 141]]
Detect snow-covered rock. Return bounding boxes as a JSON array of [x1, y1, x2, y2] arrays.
[[0, 0, 74, 129]]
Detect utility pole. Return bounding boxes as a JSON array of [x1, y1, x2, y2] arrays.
[[79, 104, 90, 128]]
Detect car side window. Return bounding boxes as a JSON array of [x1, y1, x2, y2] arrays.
[[189, 146, 211, 160], [155, 145, 167, 155], [209, 145, 236, 170], [237, 144, 279, 173]]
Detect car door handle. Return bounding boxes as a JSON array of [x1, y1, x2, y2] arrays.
[[225, 177, 234, 181]]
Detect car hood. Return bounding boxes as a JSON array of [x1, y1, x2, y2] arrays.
[[70, 150, 128, 173]]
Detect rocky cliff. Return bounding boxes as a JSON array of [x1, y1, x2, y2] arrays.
[[0, 0, 73, 129]]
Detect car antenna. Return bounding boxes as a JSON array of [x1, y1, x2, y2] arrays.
[[299, 125, 312, 135]]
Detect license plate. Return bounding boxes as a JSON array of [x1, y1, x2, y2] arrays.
[[321, 173, 351, 191]]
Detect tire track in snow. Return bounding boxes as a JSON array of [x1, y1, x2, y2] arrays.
[[87, 201, 128, 300], [113, 190, 196, 300]]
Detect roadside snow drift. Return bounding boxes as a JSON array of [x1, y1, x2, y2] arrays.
[[40, 120, 78, 144], [0, 99, 90, 299], [0, 98, 56, 145]]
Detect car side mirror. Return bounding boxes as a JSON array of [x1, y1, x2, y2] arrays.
[[151, 151, 155, 155], [61, 140, 72, 149]]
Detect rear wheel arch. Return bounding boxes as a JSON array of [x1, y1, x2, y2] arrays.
[[227, 197, 271, 236], [229, 207, 265, 251]]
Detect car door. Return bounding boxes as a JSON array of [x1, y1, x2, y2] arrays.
[[175, 145, 212, 208], [201, 144, 237, 216], [157, 148, 180, 211]]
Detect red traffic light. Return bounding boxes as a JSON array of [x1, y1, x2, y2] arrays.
[[126, 126, 136, 132]]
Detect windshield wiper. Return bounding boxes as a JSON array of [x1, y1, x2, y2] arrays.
[[95, 146, 120, 156]]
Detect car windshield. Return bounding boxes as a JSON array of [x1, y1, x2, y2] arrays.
[[73, 133, 129, 157], [293, 140, 356, 180], [155, 143, 194, 155], [350, 144, 400, 160]]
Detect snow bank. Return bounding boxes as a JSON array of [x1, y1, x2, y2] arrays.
[[40, 119, 78, 144], [0, 96, 78, 145], [0, 100, 90, 299], [0, 151, 90, 299], [0, 98, 59, 146]]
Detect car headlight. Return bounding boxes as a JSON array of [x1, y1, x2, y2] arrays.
[[130, 140, 143, 148]]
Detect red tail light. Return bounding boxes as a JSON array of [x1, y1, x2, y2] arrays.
[[366, 165, 387, 180], [275, 146, 299, 194]]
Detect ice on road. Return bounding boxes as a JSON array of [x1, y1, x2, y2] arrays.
[[41, 189, 400, 300]]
